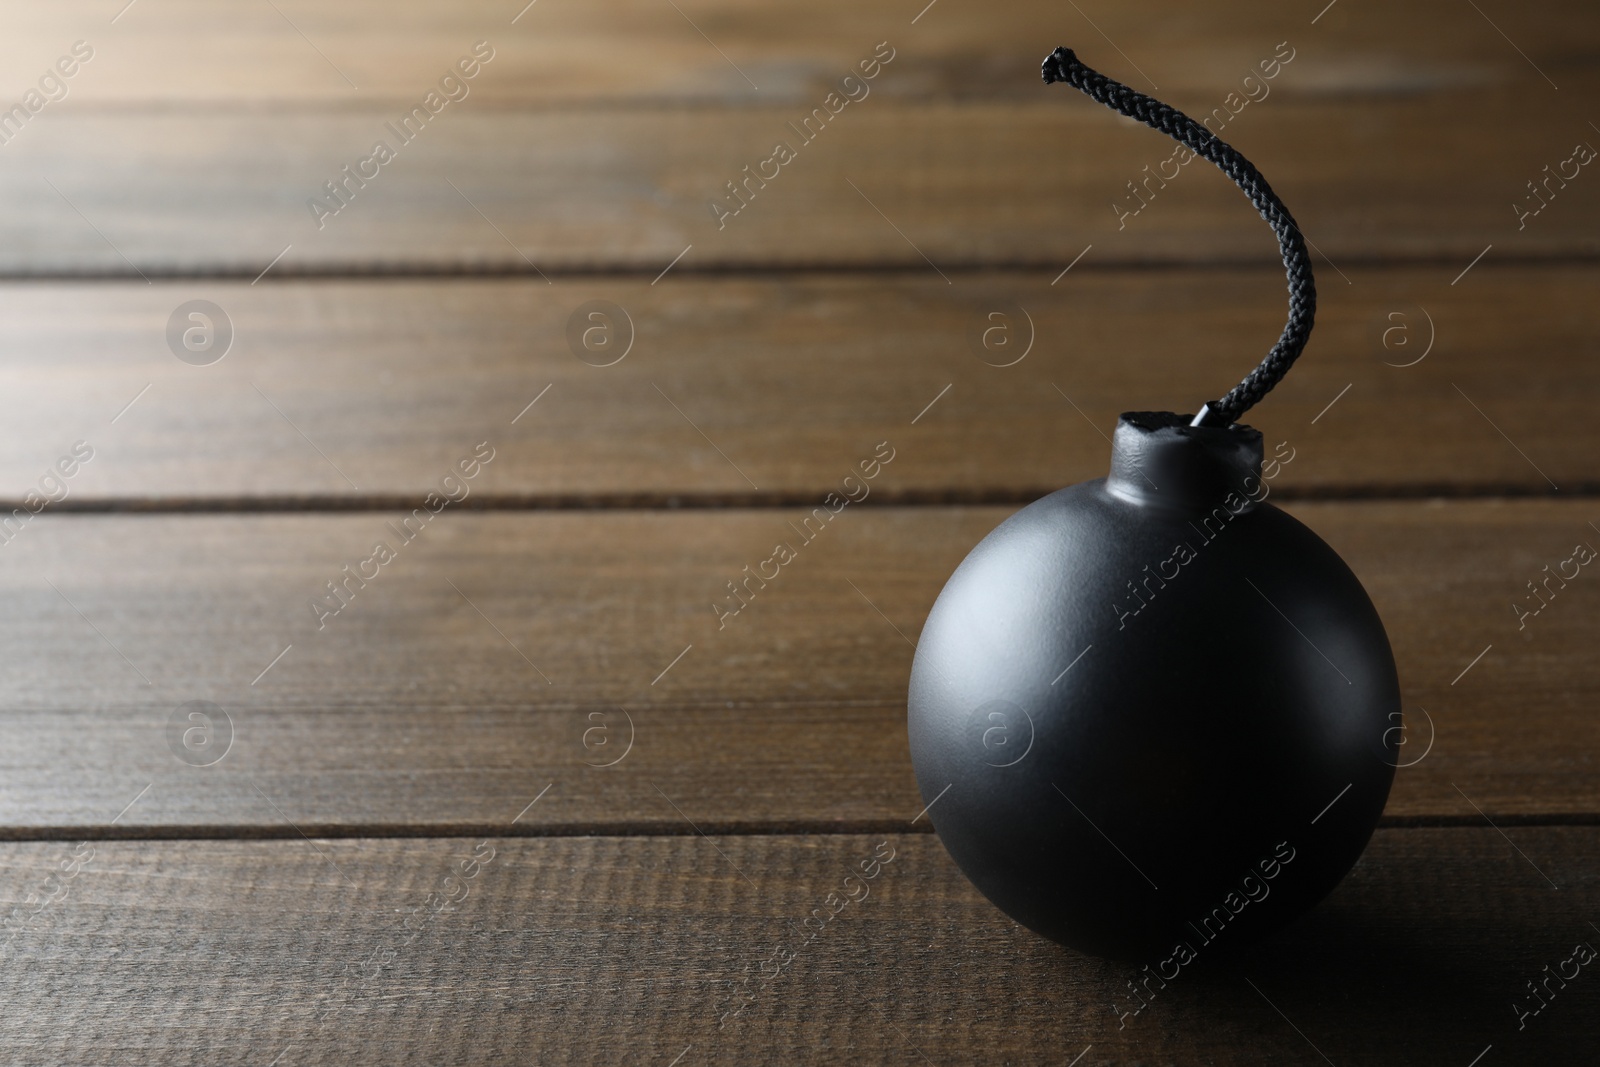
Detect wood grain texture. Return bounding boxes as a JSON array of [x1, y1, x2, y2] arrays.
[[0, 0, 1588, 105], [2, 1, 1590, 1061], [0, 267, 1592, 502], [0, 829, 1593, 1065], [0, 501, 1593, 833], [2, 81, 1597, 274]]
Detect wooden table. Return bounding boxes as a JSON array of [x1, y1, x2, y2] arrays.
[[0, 1, 1595, 1063]]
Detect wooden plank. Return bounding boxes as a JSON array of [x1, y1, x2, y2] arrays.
[[2, 83, 1598, 273], [0, 502, 1593, 832], [0, 829, 1593, 1063], [0, 0, 1589, 105], [1, 267, 1592, 502]]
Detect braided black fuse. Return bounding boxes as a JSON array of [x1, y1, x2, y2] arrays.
[[1042, 47, 1316, 428]]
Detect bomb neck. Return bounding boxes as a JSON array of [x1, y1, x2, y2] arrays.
[[1105, 411, 1265, 512]]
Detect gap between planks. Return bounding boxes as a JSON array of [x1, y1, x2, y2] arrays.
[[2, 812, 1596, 843], [17, 482, 1600, 514], [4, 251, 1600, 282]]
